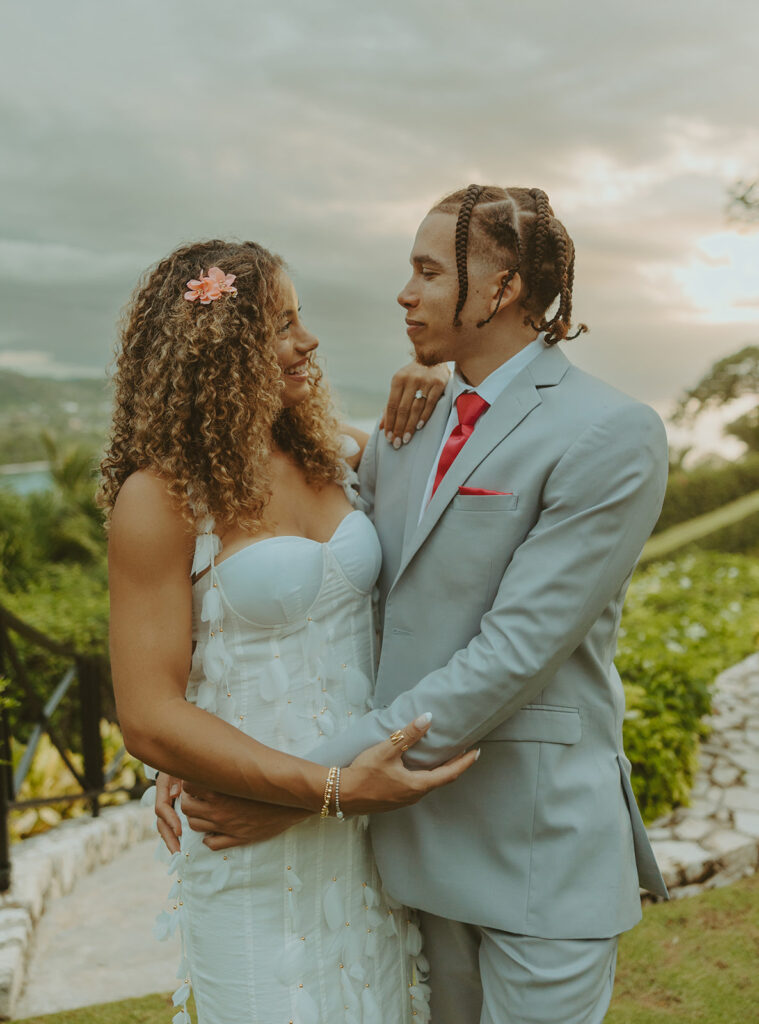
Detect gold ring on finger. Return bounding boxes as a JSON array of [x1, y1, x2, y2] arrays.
[[414, 389, 426, 401], [400, 743, 410, 752], [390, 730, 406, 745]]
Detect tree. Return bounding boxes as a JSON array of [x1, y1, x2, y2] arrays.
[[674, 345, 759, 417], [728, 179, 759, 225], [673, 345, 759, 453], [724, 406, 759, 452], [26, 434, 105, 566]]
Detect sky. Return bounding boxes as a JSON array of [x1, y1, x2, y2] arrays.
[[1, 0, 758, 447]]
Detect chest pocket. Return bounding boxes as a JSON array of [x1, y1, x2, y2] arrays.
[[452, 493, 519, 512]]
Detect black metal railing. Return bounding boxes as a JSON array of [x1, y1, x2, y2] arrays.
[[0, 602, 131, 892]]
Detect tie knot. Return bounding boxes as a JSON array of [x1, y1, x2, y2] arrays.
[[456, 391, 490, 429]]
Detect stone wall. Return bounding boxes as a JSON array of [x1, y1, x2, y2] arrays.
[[647, 653, 759, 896], [0, 804, 155, 1019]]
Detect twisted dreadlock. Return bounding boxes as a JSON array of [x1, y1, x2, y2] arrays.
[[432, 185, 588, 344]]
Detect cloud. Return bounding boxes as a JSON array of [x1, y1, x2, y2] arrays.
[[0, 240, 147, 283], [0, 0, 757, 407]]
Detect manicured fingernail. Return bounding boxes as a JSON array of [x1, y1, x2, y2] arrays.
[[414, 712, 432, 727], [417, 420, 425, 430], [403, 432, 411, 444], [393, 437, 402, 450], [474, 749, 481, 761], [385, 431, 393, 442]]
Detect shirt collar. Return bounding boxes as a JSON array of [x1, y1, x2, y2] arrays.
[[452, 336, 547, 406]]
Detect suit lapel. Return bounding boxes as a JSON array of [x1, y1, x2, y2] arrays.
[[400, 379, 454, 554], [392, 344, 570, 587]]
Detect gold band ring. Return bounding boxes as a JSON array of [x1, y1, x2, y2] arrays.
[[389, 730, 406, 745], [400, 743, 410, 752]]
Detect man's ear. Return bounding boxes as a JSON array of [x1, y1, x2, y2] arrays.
[[485, 270, 522, 318], [499, 270, 523, 309]]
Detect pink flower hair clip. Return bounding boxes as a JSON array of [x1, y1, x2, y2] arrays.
[[184, 267, 238, 304]]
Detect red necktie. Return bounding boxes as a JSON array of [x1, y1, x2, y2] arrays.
[[431, 392, 490, 497]]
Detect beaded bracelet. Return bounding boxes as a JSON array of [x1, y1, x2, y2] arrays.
[[334, 767, 345, 821], [320, 766, 338, 818]]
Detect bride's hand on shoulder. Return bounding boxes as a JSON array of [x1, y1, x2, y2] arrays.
[[338, 714, 479, 815], [380, 362, 450, 450]]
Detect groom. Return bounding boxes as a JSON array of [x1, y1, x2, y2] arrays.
[[163, 185, 669, 1023]]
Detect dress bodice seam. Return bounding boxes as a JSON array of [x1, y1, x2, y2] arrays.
[[197, 539, 372, 633], [190, 508, 363, 588], [209, 548, 329, 630], [210, 508, 362, 574]]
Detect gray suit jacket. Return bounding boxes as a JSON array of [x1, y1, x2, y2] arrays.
[[309, 343, 669, 939]]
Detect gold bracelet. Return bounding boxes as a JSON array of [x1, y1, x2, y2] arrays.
[[320, 766, 338, 818]]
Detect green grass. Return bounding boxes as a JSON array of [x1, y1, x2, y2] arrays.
[[15, 992, 184, 1023], [641, 489, 759, 563], [16, 875, 759, 1023], [608, 873, 759, 1023]]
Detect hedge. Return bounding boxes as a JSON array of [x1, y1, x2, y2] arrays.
[[655, 453, 759, 533], [618, 551, 759, 822]]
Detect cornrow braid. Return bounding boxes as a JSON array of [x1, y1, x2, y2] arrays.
[[543, 230, 570, 343], [527, 188, 551, 313], [519, 190, 588, 344], [541, 232, 588, 343], [562, 252, 587, 340], [453, 184, 485, 326]]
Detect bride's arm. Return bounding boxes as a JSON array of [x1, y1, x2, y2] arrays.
[[109, 471, 332, 812], [110, 471, 475, 820]]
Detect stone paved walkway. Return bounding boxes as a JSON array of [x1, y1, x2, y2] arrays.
[[14, 836, 179, 1019]]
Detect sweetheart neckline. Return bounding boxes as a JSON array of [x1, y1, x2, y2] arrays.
[[211, 508, 364, 573]]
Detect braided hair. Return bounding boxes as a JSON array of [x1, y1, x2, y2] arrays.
[[452, 184, 485, 326], [432, 185, 588, 344]]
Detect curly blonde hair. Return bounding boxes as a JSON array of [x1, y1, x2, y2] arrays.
[[98, 239, 343, 532]]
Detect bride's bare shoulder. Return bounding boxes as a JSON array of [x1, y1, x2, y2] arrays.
[[110, 469, 195, 571]]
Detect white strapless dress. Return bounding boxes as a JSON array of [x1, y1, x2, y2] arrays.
[[152, 471, 430, 1024]]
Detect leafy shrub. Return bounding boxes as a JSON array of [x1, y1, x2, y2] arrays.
[[2, 561, 109, 652], [619, 552, 759, 821], [656, 454, 759, 533], [0, 489, 41, 591], [676, 510, 759, 558]]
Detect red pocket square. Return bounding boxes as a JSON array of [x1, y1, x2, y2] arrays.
[[458, 487, 513, 496]]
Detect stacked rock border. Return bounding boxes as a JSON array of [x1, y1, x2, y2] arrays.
[[0, 804, 155, 1019], [647, 653, 759, 895]]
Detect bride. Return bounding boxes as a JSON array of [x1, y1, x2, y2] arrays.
[[101, 239, 475, 1023]]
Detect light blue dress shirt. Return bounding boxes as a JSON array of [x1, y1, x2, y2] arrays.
[[418, 337, 547, 519]]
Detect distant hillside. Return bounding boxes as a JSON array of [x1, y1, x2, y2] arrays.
[[0, 370, 111, 410], [0, 369, 387, 466], [0, 371, 113, 465]]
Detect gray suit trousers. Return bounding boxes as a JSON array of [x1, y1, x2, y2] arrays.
[[420, 911, 618, 1024]]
